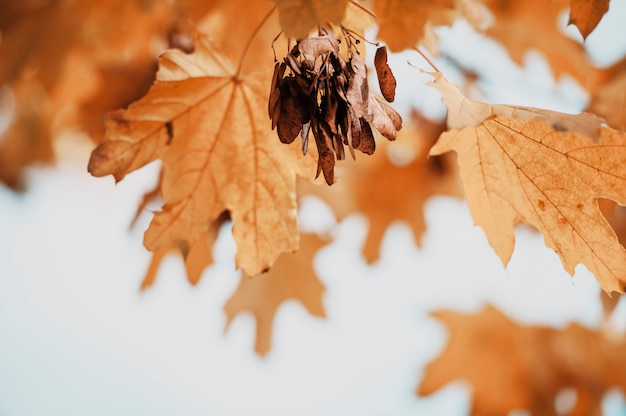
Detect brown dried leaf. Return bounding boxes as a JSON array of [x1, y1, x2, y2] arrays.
[[429, 73, 626, 294], [276, 80, 310, 144], [374, 46, 396, 102], [223, 232, 327, 355], [368, 95, 402, 140], [268, 62, 286, 121], [312, 116, 336, 185], [351, 118, 376, 155], [418, 306, 626, 415], [346, 53, 369, 119], [297, 34, 340, 59]]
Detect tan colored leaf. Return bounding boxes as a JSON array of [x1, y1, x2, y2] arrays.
[[429, 73, 626, 294], [418, 306, 626, 415], [568, 0, 610, 39], [588, 58, 626, 132], [0, 0, 189, 187], [600, 288, 621, 321], [301, 113, 462, 262], [0, 79, 54, 188], [223, 232, 327, 355], [373, 0, 485, 52], [140, 213, 227, 290], [89, 25, 316, 276], [484, 0, 605, 88], [597, 199, 626, 318], [273, 0, 348, 38], [368, 95, 402, 140]]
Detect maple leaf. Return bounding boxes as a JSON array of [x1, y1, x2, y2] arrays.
[[568, 0, 610, 39], [483, 0, 618, 92], [223, 232, 327, 355], [88, 15, 317, 276], [373, 0, 485, 52], [301, 113, 462, 262], [0, 79, 55, 188], [428, 73, 626, 294], [483, 0, 603, 88], [0, 0, 189, 187], [273, 0, 348, 38], [418, 306, 626, 415], [588, 58, 626, 132], [140, 213, 228, 290]]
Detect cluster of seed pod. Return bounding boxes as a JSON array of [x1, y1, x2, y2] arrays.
[[268, 30, 402, 185]]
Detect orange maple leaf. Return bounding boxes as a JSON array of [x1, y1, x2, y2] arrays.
[[483, 0, 603, 88], [373, 0, 485, 52], [140, 213, 228, 290], [223, 232, 327, 355], [89, 23, 316, 276], [418, 306, 626, 415], [428, 73, 626, 294], [0, 0, 192, 187], [0, 79, 55, 188], [568, 0, 610, 39], [273, 0, 348, 38], [588, 58, 626, 132]]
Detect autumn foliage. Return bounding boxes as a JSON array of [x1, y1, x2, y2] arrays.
[[3, 0, 626, 413]]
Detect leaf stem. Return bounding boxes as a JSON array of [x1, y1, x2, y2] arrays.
[[411, 47, 448, 81], [271, 30, 284, 62], [341, 25, 379, 47], [236, 6, 277, 79]]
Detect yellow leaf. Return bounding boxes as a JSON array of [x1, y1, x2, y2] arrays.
[[301, 113, 461, 262], [223, 232, 327, 355], [429, 73, 626, 294], [588, 58, 626, 132], [483, 0, 605, 88], [273, 0, 348, 38], [139, 213, 228, 290], [418, 306, 626, 415], [373, 0, 484, 52], [89, 30, 316, 276], [568, 0, 610, 39]]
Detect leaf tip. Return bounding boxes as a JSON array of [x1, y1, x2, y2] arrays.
[[174, 238, 191, 259]]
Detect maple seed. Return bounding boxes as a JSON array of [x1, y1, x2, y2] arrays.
[[374, 46, 397, 102], [269, 30, 402, 185]]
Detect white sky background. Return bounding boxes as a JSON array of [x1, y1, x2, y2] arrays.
[[2, 3, 626, 415]]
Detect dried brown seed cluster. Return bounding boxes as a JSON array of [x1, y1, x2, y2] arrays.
[[269, 32, 402, 185]]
